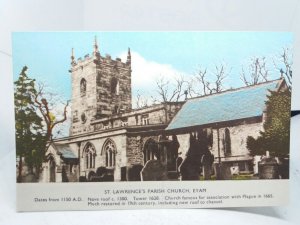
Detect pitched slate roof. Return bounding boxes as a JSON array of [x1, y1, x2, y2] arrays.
[[55, 144, 77, 159], [166, 79, 281, 131]]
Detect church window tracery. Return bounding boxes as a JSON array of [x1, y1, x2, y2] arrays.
[[102, 139, 117, 168], [84, 143, 96, 169]]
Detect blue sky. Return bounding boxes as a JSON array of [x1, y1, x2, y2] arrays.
[[12, 32, 293, 103]]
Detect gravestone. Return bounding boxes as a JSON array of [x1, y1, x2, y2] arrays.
[[22, 173, 37, 183], [201, 151, 214, 180], [88, 171, 96, 181], [127, 164, 144, 181], [214, 162, 232, 180], [168, 135, 180, 171], [220, 163, 232, 180], [79, 176, 87, 182], [96, 167, 107, 177], [101, 174, 114, 182], [141, 160, 168, 181], [179, 157, 201, 180], [62, 166, 69, 182], [179, 133, 203, 180], [90, 176, 101, 182], [258, 157, 279, 179], [89, 174, 114, 182], [278, 158, 289, 179]]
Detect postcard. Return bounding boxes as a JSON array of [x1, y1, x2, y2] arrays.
[[13, 32, 292, 211]]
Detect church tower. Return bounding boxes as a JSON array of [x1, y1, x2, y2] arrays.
[[69, 37, 132, 135]]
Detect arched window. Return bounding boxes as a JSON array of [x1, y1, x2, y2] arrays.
[[111, 77, 119, 95], [83, 143, 96, 169], [224, 128, 231, 156], [80, 78, 87, 96], [102, 139, 117, 168], [143, 138, 158, 164]]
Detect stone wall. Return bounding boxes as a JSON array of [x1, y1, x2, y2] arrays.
[[79, 134, 127, 181], [165, 103, 183, 122], [211, 122, 263, 159], [95, 56, 131, 118], [176, 121, 263, 162], [70, 57, 98, 135], [126, 135, 160, 166], [126, 136, 143, 166], [92, 102, 184, 132]]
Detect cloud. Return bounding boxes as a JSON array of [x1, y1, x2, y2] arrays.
[[119, 51, 185, 101]]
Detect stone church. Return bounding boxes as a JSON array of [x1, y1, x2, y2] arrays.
[[41, 38, 287, 182]]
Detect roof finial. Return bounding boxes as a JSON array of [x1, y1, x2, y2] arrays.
[[280, 68, 284, 78], [93, 36, 100, 60], [94, 36, 99, 53], [127, 47, 131, 64], [71, 48, 76, 66]]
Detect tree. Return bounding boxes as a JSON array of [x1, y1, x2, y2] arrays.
[[191, 63, 228, 96], [247, 88, 291, 157], [135, 90, 149, 108], [240, 57, 270, 86], [14, 66, 45, 182], [33, 82, 69, 151], [273, 47, 292, 89], [154, 74, 188, 103], [151, 63, 228, 104], [15, 66, 70, 181]]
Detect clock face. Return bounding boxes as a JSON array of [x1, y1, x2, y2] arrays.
[[81, 112, 87, 123]]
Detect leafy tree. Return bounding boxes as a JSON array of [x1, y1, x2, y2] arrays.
[[15, 66, 69, 182], [247, 87, 291, 157], [14, 66, 45, 182]]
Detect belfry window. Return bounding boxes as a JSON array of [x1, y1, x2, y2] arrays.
[[111, 78, 119, 95], [103, 139, 117, 168], [80, 78, 87, 96]]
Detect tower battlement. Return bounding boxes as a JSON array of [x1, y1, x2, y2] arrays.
[[71, 52, 130, 71], [70, 37, 131, 74]]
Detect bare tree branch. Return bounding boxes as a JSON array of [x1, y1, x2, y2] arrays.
[[240, 57, 270, 86], [34, 83, 69, 149], [194, 68, 208, 95], [213, 64, 228, 93], [192, 64, 228, 95], [273, 47, 292, 88], [155, 75, 188, 103], [135, 90, 150, 109]]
